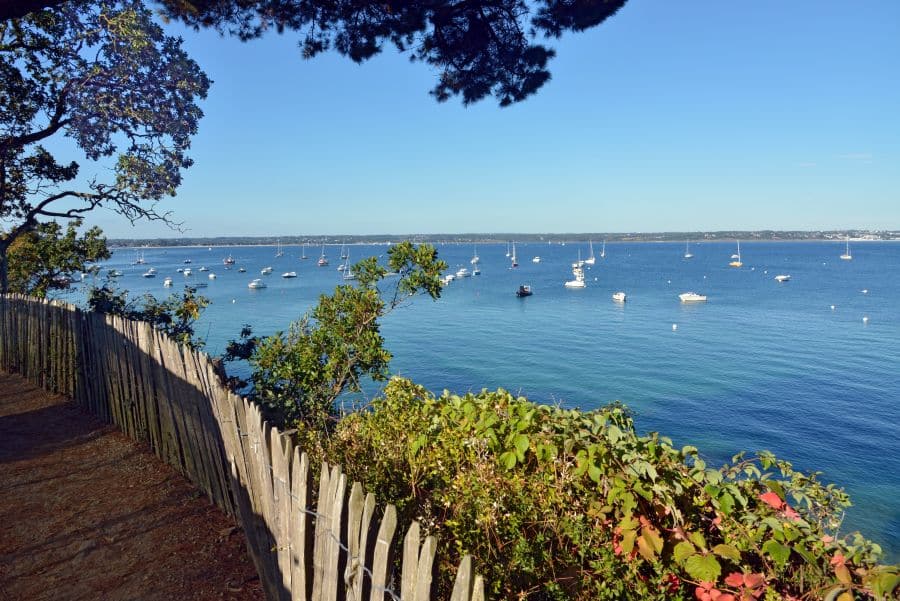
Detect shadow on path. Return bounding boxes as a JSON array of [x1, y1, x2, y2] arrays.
[[0, 371, 264, 601]]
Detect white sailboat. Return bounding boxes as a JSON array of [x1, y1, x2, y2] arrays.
[[584, 241, 596, 265], [505, 241, 511, 258], [301, 242, 308, 260], [275, 239, 284, 258], [317, 244, 329, 266], [342, 251, 356, 279], [840, 236, 852, 260], [571, 250, 584, 268], [470, 245, 480, 265], [729, 241, 743, 268], [340, 242, 349, 260], [684, 240, 694, 259], [600, 240, 606, 258], [510, 242, 518, 268]]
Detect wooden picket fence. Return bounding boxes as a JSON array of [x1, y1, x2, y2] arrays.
[[0, 294, 484, 601]]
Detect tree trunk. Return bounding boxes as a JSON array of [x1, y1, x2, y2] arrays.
[[0, 241, 8, 294]]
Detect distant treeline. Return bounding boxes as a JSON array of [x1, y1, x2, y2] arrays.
[[109, 230, 900, 247]]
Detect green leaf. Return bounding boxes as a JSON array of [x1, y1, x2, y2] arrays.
[[763, 479, 786, 500], [673, 541, 696, 563], [762, 539, 791, 567], [498, 451, 517, 470], [513, 433, 530, 460], [621, 529, 637, 555], [712, 544, 741, 563], [637, 533, 656, 561], [409, 434, 427, 456], [642, 527, 664, 555], [870, 570, 899, 597], [688, 531, 707, 550], [718, 492, 735, 516], [607, 424, 623, 444], [684, 554, 721, 582], [587, 463, 602, 483], [792, 545, 818, 567], [823, 586, 846, 601]]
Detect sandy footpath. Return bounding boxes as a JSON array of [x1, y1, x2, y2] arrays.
[[0, 371, 264, 601]]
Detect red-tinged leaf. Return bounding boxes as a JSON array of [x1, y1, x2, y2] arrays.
[[724, 572, 744, 587], [759, 491, 784, 509], [743, 572, 765, 589], [830, 552, 846, 567], [782, 505, 801, 521], [715, 594, 736, 601]]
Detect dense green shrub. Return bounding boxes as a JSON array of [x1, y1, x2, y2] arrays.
[[327, 378, 897, 600], [223, 242, 446, 431], [87, 283, 209, 349]]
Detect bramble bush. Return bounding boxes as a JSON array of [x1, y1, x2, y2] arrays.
[[327, 379, 898, 600]]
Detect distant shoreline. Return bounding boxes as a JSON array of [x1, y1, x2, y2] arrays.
[[109, 232, 900, 248]]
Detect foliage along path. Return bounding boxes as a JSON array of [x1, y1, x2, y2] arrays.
[[0, 371, 263, 601]]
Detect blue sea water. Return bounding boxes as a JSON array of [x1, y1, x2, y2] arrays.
[[86, 241, 900, 559]]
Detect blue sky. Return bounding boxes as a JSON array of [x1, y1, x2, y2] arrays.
[[88, 0, 899, 237]]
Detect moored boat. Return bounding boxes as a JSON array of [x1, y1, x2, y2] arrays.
[[516, 285, 533, 297], [679, 292, 707, 302], [565, 267, 586, 288]]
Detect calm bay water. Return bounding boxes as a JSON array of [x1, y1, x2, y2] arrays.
[[88, 241, 900, 559]]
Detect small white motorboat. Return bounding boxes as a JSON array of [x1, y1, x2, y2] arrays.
[[679, 292, 707, 302], [163, 277, 173, 287], [182, 268, 192, 276], [238, 267, 246, 273], [198, 266, 209, 272], [532, 256, 541, 263], [142, 270, 156, 278], [248, 278, 267, 289], [208, 273, 217, 279], [261, 266, 273, 275], [455, 267, 471, 278], [565, 267, 586, 288], [282, 271, 298, 278], [612, 292, 627, 302], [774, 274, 791, 282]]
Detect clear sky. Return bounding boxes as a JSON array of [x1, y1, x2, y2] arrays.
[[87, 0, 899, 237]]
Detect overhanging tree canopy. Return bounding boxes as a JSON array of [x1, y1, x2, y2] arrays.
[[2, 0, 628, 106], [0, 0, 210, 291]]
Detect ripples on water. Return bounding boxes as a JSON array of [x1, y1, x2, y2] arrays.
[[89, 241, 899, 558]]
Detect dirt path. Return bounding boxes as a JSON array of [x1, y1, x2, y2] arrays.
[[0, 371, 265, 601]]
